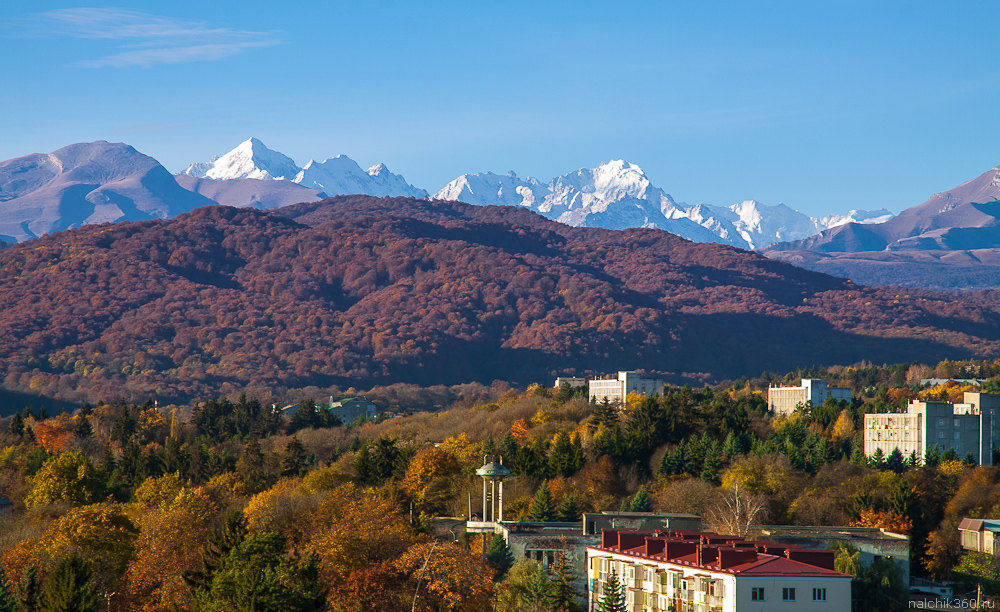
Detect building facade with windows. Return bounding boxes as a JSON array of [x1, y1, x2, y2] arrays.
[[767, 379, 852, 416], [863, 392, 1000, 465], [587, 529, 850, 612], [589, 371, 666, 405]]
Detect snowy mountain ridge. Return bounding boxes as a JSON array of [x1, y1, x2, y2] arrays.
[[433, 161, 893, 250], [181, 138, 428, 199]]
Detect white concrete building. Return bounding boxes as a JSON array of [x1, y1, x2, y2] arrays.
[[863, 392, 1000, 465], [767, 379, 851, 416], [590, 371, 665, 405], [587, 529, 851, 612], [328, 396, 377, 424]]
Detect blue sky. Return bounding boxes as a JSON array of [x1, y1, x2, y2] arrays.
[[2, 1, 998, 217]]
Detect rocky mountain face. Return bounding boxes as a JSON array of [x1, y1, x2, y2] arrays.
[[766, 163, 1000, 289], [0, 141, 216, 243]]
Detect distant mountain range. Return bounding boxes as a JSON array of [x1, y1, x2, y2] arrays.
[[766, 163, 1000, 290], [432, 162, 892, 249], [0, 139, 889, 250]]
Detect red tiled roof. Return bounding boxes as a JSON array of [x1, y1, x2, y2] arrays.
[[589, 544, 850, 578]]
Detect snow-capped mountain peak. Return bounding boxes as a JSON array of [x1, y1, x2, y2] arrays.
[[179, 140, 427, 199], [433, 162, 896, 249]]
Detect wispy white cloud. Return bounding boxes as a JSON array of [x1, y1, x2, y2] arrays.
[[34, 8, 282, 67]]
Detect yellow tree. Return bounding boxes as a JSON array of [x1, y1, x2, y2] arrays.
[[402, 447, 460, 512], [25, 451, 104, 508], [37, 502, 140, 600], [396, 541, 494, 612], [122, 480, 218, 612], [309, 483, 417, 593]]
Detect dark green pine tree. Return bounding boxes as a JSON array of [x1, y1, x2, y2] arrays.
[[15, 565, 41, 612], [0, 573, 16, 612], [484, 534, 514, 580], [885, 448, 905, 473], [924, 444, 941, 467], [73, 415, 92, 439], [590, 399, 618, 431], [39, 554, 96, 612], [548, 432, 575, 477], [700, 443, 723, 484], [236, 437, 269, 494], [546, 549, 582, 612], [629, 488, 652, 512], [7, 413, 24, 438], [281, 437, 308, 477], [599, 570, 627, 612], [721, 431, 741, 458], [558, 494, 583, 523], [527, 482, 557, 522], [183, 510, 249, 597], [869, 447, 885, 469]]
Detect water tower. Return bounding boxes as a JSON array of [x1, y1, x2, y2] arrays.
[[476, 456, 512, 523]]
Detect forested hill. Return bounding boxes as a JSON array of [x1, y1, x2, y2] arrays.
[[3, 195, 1000, 405]]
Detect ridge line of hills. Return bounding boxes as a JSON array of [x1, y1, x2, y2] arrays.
[[0, 138, 890, 250], [3, 194, 1000, 407]]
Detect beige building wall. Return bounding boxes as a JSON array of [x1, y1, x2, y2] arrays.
[[589, 371, 666, 405], [587, 550, 850, 612]]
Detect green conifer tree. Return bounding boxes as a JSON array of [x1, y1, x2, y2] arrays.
[[281, 437, 307, 477], [39, 554, 96, 612], [7, 413, 24, 438], [484, 534, 514, 580], [15, 565, 41, 612], [599, 570, 626, 612], [700, 444, 723, 484], [629, 488, 652, 512], [73, 416, 92, 439], [558, 494, 583, 523], [0, 574, 16, 612], [549, 432, 575, 477], [183, 511, 249, 596], [527, 482, 557, 522], [546, 549, 581, 612]]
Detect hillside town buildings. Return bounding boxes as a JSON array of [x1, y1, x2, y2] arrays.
[[328, 396, 377, 424], [588, 371, 666, 404], [767, 379, 851, 416], [863, 392, 1000, 465], [587, 528, 851, 612]]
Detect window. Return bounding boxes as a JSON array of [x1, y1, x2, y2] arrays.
[[782, 587, 796, 601], [939, 432, 946, 439], [955, 432, 961, 440], [955, 419, 961, 427], [938, 419, 945, 427], [813, 588, 827, 601], [752, 587, 765, 601]]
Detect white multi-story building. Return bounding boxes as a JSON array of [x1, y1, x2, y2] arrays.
[[767, 379, 851, 416], [864, 392, 1000, 465], [587, 528, 851, 612], [590, 371, 665, 405]]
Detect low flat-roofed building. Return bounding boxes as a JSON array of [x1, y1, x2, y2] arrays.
[[583, 511, 702, 535], [554, 377, 588, 389], [588, 528, 851, 612], [768, 379, 851, 416], [958, 517, 1000, 554]]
